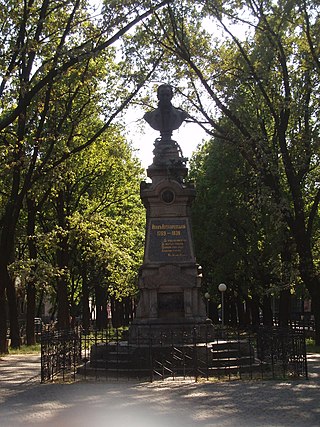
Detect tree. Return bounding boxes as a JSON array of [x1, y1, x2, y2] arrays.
[[63, 130, 145, 329], [140, 0, 320, 343], [190, 134, 300, 326], [12, 126, 144, 334], [0, 0, 169, 352]]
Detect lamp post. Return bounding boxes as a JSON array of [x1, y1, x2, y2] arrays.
[[204, 292, 210, 318], [218, 283, 227, 328]]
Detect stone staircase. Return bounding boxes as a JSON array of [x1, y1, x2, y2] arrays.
[[79, 339, 262, 380], [207, 340, 260, 377]]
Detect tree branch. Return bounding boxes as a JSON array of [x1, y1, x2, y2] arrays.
[[0, 0, 170, 132]]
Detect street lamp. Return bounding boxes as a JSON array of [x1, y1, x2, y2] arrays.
[[218, 283, 227, 328], [204, 292, 210, 318]]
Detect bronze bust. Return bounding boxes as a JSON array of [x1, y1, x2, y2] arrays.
[[144, 84, 188, 141]]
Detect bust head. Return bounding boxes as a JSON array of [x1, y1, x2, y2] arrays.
[[157, 84, 173, 103]]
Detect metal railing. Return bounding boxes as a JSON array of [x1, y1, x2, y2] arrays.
[[40, 324, 308, 383], [41, 327, 82, 382]]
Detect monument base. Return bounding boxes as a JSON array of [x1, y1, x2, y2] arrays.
[[128, 318, 215, 345]]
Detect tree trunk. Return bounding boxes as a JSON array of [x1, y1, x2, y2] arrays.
[[243, 297, 251, 325], [250, 295, 260, 327], [311, 295, 320, 346], [124, 297, 132, 326], [56, 275, 70, 330], [278, 289, 291, 327], [3, 102, 32, 349], [95, 286, 102, 329], [277, 242, 293, 327], [0, 220, 20, 349], [209, 301, 219, 324], [95, 286, 107, 329], [230, 300, 238, 326], [0, 285, 7, 354], [262, 295, 273, 326], [302, 276, 320, 345], [26, 197, 37, 345], [111, 297, 126, 328], [37, 288, 45, 318], [223, 294, 230, 325], [26, 282, 36, 345], [56, 191, 70, 330], [294, 230, 320, 345], [236, 298, 246, 327], [1, 261, 20, 348], [6, 283, 20, 348], [81, 269, 90, 331]]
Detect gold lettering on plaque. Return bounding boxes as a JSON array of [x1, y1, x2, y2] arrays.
[[148, 219, 191, 261], [152, 224, 186, 230]]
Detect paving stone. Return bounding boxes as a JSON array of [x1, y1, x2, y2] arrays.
[[0, 353, 319, 427]]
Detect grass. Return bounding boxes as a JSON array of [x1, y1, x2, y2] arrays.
[[306, 338, 320, 353], [1, 343, 41, 356]]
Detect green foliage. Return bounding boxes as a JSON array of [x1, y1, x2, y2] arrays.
[[136, 1, 320, 327], [4, 344, 41, 355], [190, 135, 293, 302], [0, 0, 168, 337], [11, 126, 145, 314], [306, 338, 320, 354]]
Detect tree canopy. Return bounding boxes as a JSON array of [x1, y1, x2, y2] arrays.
[[133, 0, 320, 341], [1, 0, 320, 351], [0, 0, 168, 351]]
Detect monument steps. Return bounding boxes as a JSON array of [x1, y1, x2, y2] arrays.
[[208, 340, 264, 373], [79, 338, 265, 379]]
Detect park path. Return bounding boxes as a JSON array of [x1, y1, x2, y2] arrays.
[[0, 353, 320, 427]]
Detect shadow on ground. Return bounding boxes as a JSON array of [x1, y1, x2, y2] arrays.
[[0, 354, 319, 427]]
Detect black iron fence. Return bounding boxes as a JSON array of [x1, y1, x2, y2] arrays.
[[40, 327, 82, 382], [40, 324, 308, 383]]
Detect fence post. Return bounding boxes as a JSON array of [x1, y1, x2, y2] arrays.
[[40, 326, 45, 383], [193, 327, 198, 382], [303, 328, 308, 380], [149, 324, 153, 382]]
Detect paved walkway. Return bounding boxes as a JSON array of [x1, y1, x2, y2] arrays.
[[0, 353, 319, 427]]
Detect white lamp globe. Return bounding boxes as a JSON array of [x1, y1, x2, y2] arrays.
[[218, 283, 227, 292]]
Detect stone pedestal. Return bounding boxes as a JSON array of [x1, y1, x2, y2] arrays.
[[129, 139, 208, 343]]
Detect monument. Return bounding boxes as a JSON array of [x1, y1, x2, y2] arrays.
[[129, 84, 208, 343]]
